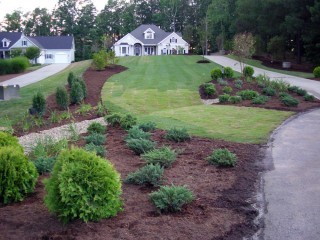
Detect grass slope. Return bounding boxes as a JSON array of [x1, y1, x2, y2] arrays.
[[102, 55, 292, 144], [0, 60, 91, 124], [227, 55, 313, 79]]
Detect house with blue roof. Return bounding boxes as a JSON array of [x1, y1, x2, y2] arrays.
[[113, 24, 189, 57], [0, 32, 75, 64]]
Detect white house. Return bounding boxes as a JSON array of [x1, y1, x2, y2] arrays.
[[0, 32, 75, 64], [114, 24, 189, 57]]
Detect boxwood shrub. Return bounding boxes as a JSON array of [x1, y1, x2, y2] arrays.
[[229, 95, 242, 104], [313, 66, 320, 78], [222, 86, 233, 94], [237, 90, 259, 100], [149, 185, 194, 213], [218, 94, 230, 103], [207, 148, 237, 167], [202, 83, 216, 96], [243, 66, 254, 77], [210, 68, 223, 80], [125, 164, 164, 187], [44, 148, 122, 223], [0, 146, 38, 204], [223, 66, 233, 78]]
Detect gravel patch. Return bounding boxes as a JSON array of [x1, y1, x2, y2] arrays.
[[202, 99, 219, 105], [19, 117, 106, 153]]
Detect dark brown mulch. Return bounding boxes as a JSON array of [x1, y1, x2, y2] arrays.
[[200, 78, 320, 112], [0, 126, 264, 240], [14, 65, 127, 137]]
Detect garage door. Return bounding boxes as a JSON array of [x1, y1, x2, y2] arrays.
[[55, 53, 69, 63]]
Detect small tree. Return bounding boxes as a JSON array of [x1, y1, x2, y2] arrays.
[[24, 46, 41, 64], [232, 32, 255, 75], [10, 49, 22, 58], [267, 36, 286, 61], [92, 50, 108, 70]]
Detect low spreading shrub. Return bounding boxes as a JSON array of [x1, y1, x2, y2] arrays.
[[222, 86, 233, 94], [44, 148, 122, 223], [243, 66, 254, 77], [281, 95, 299, 107], [313, 66, 320, 78], [33, 156, 56, 174], [229, 95, 242, 104], [125, 138, 156, 155], [84, 133, 106, 145], [207, 148, 237, 167], [296, 88, 307, 96], [217, 78, 228, 86], [0, 131, 23, 151], [32, 92, 46, 116], [126, 126, 151, 140], [237, 90, 259, 100], [202, 83, 216, 96], [87, 122, 106, 134], [252, 95, 269, 105], [165, 128, 191, 142], [125, 164, 164, 187], [70, 81, 84, 104], [234, 79, 243, 87], [262, 86, 276, 96], [288, 85, 300, 93], [0, 146, 38, 204], [223, 66, 233, 78], [120, 114, 137, 130], [218, 94, 230, 103], [141, 147, 177, 168], [210, 68, 223, 80], [56, 87, 69, 110], [304, 94, 315, 101], [269, 80, 289, 92], [84, 143, 106, 157], [149, 185, 194, 213], [28, 137, 68, 160], [105, 113, 123, 127], [279, 92, 290, 99], [138, 121, 156, 132]]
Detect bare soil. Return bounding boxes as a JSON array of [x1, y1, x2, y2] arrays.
[[199, 78, 320, 112], [0, 126, 264, 240]]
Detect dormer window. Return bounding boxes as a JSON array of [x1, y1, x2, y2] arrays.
[[22, 40, 27, 46], [2, 38, 11, 48], [144, 28, 155, 39]]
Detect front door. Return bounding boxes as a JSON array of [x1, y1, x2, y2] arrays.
[[135, 47, 141, 56]]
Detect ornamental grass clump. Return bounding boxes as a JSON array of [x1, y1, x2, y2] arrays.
[[44, 148, 122, 223], [125, 138, 156, 155], [141, 147, 177, 168], [125, 164, 164, 187], [149, 185, 194, 213], [0, 146, 38, 204], [165, 128, 191, 142], [207, 148, 237, 167]]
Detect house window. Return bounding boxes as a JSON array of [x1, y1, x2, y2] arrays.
[[145, 31, 153, 39], [45, 54, 53, 59], [122, 47, 127, 54], [22, 40, 27, 46], [3, 41, 8, 47], [170, 37, 177, 43]]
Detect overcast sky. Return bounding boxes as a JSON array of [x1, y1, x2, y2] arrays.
[[0, 0, 107, 21]]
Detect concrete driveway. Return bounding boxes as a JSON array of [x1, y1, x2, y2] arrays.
[[205, 55, 320, 98], [205, 55, 320, 239], [0, 63, 70, 87]]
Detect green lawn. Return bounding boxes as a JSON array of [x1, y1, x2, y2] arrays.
[[0, 60, 91, 125], [102, 55, 292, 143], [227, 55, 314, 79]]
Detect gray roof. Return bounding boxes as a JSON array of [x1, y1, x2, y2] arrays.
[[29, 36, 74, 49], [130, 24, 171, 44], [0, 32, 23, 50]]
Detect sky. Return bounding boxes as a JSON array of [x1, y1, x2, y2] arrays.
[[0, 0, 107, 21]]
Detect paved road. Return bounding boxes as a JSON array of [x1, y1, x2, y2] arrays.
[[205, 55, 320, 240], [205, 55, 320, 98], [0, 63, 70, 87]]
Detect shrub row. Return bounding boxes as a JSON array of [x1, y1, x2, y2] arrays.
[[0, 57, 30, 75]]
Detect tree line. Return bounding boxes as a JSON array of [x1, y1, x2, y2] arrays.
[[1, 0, 319, 65]]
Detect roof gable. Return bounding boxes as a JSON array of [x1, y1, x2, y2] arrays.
[[130, 24, 170, 44], [29, 36, 74, 50], [0, 32, 23, 50]]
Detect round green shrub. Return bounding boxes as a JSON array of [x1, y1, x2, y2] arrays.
[[207, 148, 237, 167], [149, 185, 194, 213], [56, 87, 69, 110], [202, 83, 216, 96], [218, 94, 230, 103], [237, 90, 259, 100], [125, 138, 156, 155], [243, 66, 254, 77], [229, 95, 242, 104], [138, 121, 156, 132], [141, 147, 177, 168], [313, 66, 320, 78], [281, 96, 299, 107], [44, 148, 122, 223], [32, 92, 46, 116], [0, 146, 38, 204], [87, 122, 106, 134], [262, 86, 276, 96], [304, 94, 315, 101], [252, 95, 269, 105], [0, 131, 23, 152], [210, 68, 223, 80], [125, 164, 164, 187], [222, 86, 233, 94], [70, 81, 84, 104], [223, 66, 234, 78], [165, 128, 191, 142]]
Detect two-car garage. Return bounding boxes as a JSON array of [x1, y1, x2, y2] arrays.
[[54, 53, 69, 63]]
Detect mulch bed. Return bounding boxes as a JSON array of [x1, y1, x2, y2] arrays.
[[199, 78, 320, 112], [0, 126, 265, 240]]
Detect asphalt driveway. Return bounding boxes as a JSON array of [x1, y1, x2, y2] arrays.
[[0, 63, 70, 87], [205, 55, 320, 240]]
